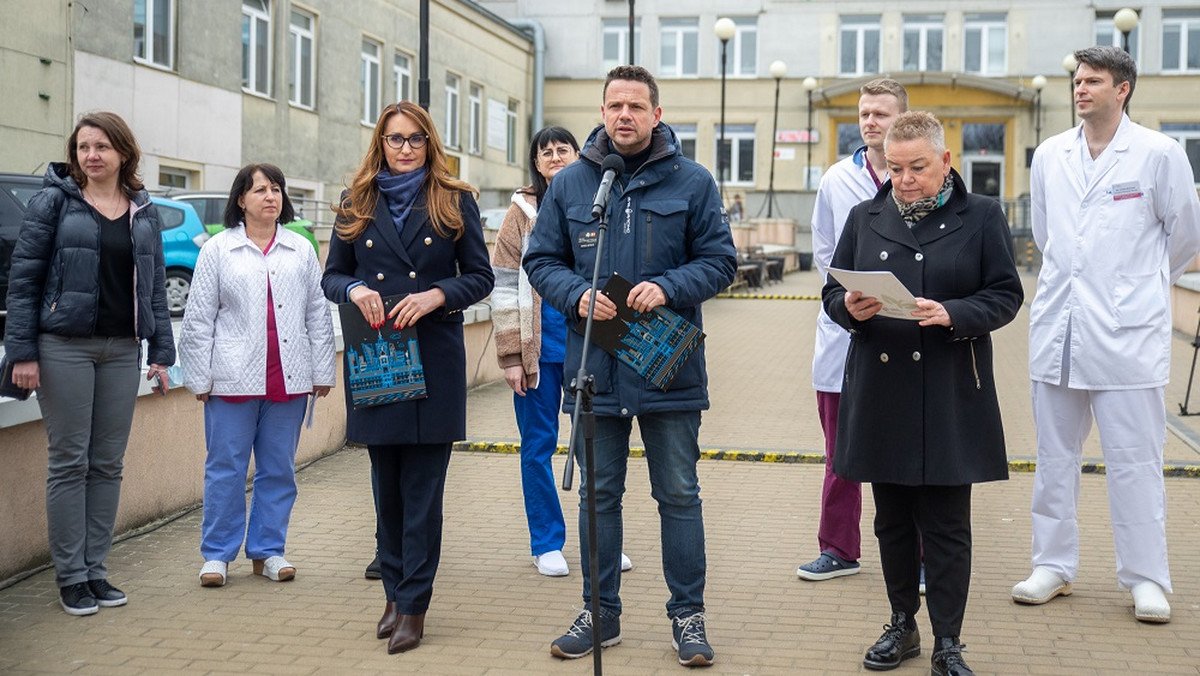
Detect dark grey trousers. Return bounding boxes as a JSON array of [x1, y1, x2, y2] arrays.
[[36, 334, 140, 588]]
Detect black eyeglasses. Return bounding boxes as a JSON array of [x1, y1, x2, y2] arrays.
[[382, 132, 428, 150]]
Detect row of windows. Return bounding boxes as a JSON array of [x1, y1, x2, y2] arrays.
[[839, 9, 1200, 77], [603, 17, 757, 77], [596, 10, 1200, 78], [133, 0, 522, 163]]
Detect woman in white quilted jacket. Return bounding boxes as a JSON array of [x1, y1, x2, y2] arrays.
[[179, 163, 336, 588]]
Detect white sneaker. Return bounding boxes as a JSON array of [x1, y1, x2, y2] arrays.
[[621, 553, 633, 572], [1131, 581, 1171, 623], [252, 556, 296, 582], [1012, 566, 1072, 605], [534, 550, 570, 577], [199, 560, 227, 587]]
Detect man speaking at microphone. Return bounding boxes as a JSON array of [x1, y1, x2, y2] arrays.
[[525, 65, 736, 667]]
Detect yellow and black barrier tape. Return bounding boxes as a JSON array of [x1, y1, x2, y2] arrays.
[[714, 292, 821, 300], [452, 442, 1200, 478]]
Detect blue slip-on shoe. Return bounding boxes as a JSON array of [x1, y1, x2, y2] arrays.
[[796, 550, 861, 581]]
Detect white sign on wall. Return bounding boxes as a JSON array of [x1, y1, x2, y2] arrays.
[[774, 147, 796, 160], [487, 99, 507, 150]]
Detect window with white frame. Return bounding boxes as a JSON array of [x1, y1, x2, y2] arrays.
[[469, 83, 483, 155], [158, 166, 194, 190], [903, 14, 943, 72], [445, 73, 461, 149], [134, 0, 174, 69], [506, 99, 519, 165], [720, 17, 758, 77], [394, 52, 412, 102], [288, 8, 315, 109], [964, 13, 1007, 76], [840, 15, 881, 77], [1162, 123, 1200, 184], [1095, 13, 1141, 65], [660, 18, 698, 78], [361, 39, 381, 125], [714, 124, 755, 185], [674, 124, 697, 161], [1163, 10, 1200, 73], [603, 19, 641, 71], [242, 0, 272, 95]]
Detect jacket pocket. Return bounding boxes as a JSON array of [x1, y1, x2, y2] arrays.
[[641, 199, 688, 275], [1111, 270, 1165, 329], [566, 204, 600, 278], [212, 339, 249, 384]]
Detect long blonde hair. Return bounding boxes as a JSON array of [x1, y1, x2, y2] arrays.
[[335, 101, 476, 241]]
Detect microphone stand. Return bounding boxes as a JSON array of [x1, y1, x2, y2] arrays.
[[561, 200, 609, 676]]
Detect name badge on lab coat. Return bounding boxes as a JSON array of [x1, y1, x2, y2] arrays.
[[1110, 181, 1143, 201]]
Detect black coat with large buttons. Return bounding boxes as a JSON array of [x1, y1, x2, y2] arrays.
[[821, 170, 1023, 486], [321, 190, 494, 445]]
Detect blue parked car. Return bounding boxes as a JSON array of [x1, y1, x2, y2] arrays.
[[150, 196, 209, 316], [0, 174, 209, 330]]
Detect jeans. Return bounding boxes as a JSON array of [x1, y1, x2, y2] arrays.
[[201, 396, 307, 561], [514, 360, 566, 556], [578, 410, 706, 619], [38, 334, 140, 587]]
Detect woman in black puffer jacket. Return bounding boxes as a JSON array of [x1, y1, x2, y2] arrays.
[[4, 111, 174, 617]]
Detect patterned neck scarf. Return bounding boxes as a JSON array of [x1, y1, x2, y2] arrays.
[[893, 173, 954, 226]]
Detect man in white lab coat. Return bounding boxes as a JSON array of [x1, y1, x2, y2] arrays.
[[798, 79, 908, 582], [1014, 46, 1200, 624]]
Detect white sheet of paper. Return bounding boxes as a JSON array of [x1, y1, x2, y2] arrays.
[[826, 267, 921, 321]]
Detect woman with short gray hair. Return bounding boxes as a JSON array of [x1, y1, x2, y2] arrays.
[[822, 111, 1023, 676]]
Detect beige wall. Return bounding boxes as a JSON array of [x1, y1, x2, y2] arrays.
[[0, 315, 503, 582]]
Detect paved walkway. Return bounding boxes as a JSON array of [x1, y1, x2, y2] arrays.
[[2, 270, 1199, 675]]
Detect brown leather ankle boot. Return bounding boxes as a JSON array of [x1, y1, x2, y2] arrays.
[[376, 602, 398, 639], [386, 612, 425, 653]]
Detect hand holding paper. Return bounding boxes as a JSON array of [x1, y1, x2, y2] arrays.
[[827, 267, 922, 321]]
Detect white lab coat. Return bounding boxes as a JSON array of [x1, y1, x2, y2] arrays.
[[811, 146, 881, 392], [1029, 116, 1200, 390]]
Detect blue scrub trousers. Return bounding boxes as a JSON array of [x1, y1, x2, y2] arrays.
[[200, 396, 307, 561], [514, 360, 567, 556]]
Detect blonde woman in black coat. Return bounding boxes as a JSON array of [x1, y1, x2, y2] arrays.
[[321, 101, 493, 655], [822, 111, 1023, 676]]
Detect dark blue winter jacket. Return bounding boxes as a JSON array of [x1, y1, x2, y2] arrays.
[[523, 123, 736, 416]]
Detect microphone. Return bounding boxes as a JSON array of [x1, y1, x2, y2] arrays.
[[591, 154, 625, 219]]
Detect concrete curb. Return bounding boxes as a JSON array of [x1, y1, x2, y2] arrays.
[[452, 441, 1200, 477]]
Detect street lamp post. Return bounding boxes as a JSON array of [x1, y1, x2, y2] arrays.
[[766, 60, 786, 218], [803, 76, 818, 190], [1114, 7, 1139, 54], [1032, 74, 1047, 146], [714, 17, 736, 203], [1062, 52, 1078, 127]]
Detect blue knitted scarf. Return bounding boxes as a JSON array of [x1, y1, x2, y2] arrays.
[[376, 167, 427, 233]]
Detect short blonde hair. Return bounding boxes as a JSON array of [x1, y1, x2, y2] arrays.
[[885, 111, 945, 153], [860, 78, 909, 112]]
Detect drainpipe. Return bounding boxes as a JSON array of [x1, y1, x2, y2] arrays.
[[508, 18, 545, 132]]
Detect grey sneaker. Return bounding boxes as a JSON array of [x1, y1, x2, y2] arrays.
[[672, 612, 715, 667], [550, 609, 621, 659], [796, 551, 861, 581]]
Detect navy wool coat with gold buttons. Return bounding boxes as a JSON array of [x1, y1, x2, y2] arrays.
[[821, 169, 1023, 486], [321, 189, 494, 445]]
